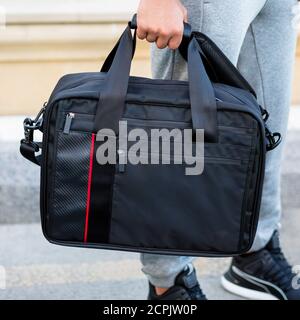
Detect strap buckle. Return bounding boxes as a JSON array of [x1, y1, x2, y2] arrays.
[[266, 126, 282, 151], [23, 103, 46, 144], [260, 107, 281, 151], [20, 103, 46, 165], [260, 107, 269, 122]]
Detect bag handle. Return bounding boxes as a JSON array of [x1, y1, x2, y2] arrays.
[[94, 15, 218, 143], [100, 14, 138, 73], [116, 15, 256, 97], [101, 16, 217, 83], [182, 32, 257, 97]]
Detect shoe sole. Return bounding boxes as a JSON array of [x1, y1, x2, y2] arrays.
[[221, 276, 278, 300]]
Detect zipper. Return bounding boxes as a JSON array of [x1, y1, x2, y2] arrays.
[[219, 125, 254, 135], [125, 118, 252, 135], [204, 157, 241, 165], [117, 149, 126, 173], [63, 113, 75, 134], [52, 75, 225, 106], [123, 117, 190, 129], [61, 114, 252, 136], [116, 152, 242, 173]]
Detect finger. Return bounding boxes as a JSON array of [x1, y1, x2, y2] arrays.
[[183, 8, 188, 23], [156, 34, 171, 49], [146, 33, 158, 43], [168, 33, 183, 50], [137, 27, 147, 40]]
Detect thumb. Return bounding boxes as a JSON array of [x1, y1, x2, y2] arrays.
[[182, 8, 188, 23]]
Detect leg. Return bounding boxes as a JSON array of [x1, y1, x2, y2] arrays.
[[222, 0, 300, 300], [151, 0, 267, 80], [142, 0, 267, 293], [140, 254, 194, 288], [237, 0, 298, 251]]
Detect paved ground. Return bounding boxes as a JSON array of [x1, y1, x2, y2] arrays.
[[0, 109, 300, 300]]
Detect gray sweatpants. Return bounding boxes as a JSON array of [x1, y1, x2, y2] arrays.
[[140, 0, 298, 288]]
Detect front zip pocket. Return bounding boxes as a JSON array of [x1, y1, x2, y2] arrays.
[[116, 150, 243, 174], [63, 112, 75, 134], [123, 117, 254, 135], [61, 113, 254, 136], [62, 112, 94, 134]]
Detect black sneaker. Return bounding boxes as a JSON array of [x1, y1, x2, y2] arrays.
[[221, 231, 300, 300], [148, 264, 207, 300]]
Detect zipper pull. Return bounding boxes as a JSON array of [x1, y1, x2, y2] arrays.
[[63, 113, 75, 134], [117, 149, 126, 173]]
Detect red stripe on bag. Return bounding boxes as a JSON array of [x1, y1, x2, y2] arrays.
[[84, 133, 96, 242]]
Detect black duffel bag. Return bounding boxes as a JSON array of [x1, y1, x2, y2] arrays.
[[20, 17, 281, 256]]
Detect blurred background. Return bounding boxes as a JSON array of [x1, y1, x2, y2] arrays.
[[0, 0, 299, 299]]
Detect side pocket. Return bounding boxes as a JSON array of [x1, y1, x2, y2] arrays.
[[48, 131, 92, 241]]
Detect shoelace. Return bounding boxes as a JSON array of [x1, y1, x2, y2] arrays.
[[264, 250, 295, 291], [271, 247, 293, 271], [188, 284, 206, 300]]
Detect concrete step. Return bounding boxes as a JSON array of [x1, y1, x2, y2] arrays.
[[0, 222, 299, 300], [0, 223, 237, 300]]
